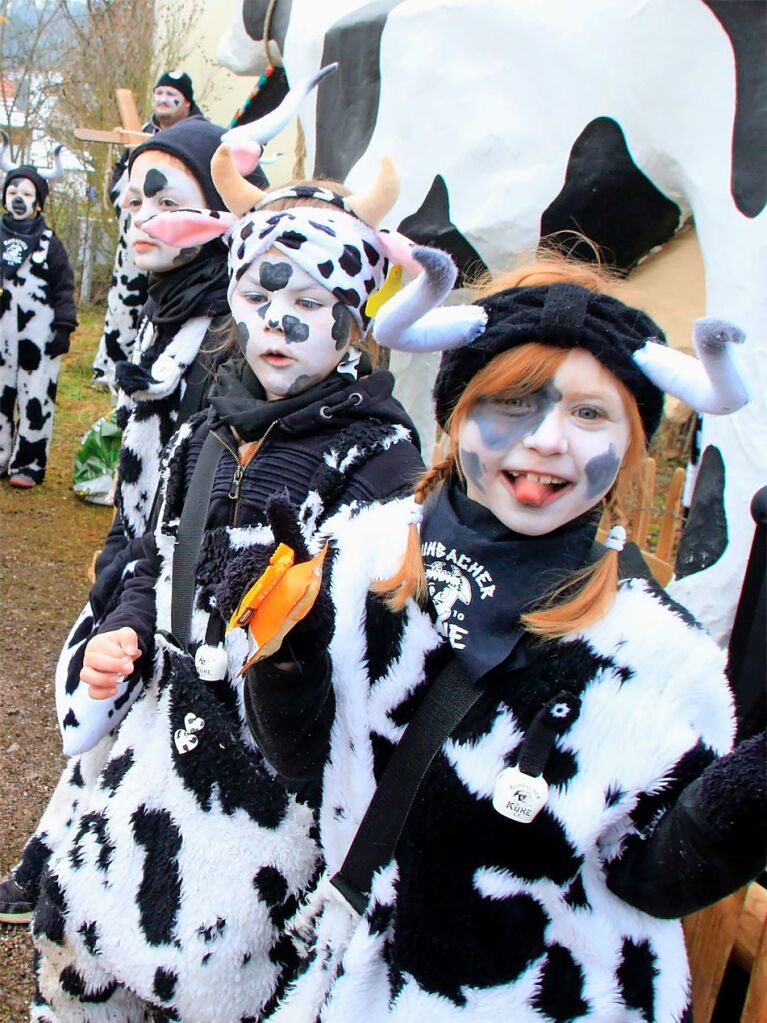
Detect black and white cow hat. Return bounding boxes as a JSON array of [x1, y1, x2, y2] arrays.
[[372, 247, 750, 436], [0, 131, 64, 210]]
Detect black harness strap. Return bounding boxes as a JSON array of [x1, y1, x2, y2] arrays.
[[171, 432, 224, 649], [330, 656, 481, 915]]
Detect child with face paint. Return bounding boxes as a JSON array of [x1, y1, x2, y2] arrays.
[[0, 149, 77, 486], [235, 254, 764, 1022], [27, 72, 425, 1023]]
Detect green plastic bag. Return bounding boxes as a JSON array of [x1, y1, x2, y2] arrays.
[[73, 409, 122, 505]]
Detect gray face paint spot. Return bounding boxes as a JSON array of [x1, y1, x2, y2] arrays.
[[258, 261, 293, 292], [331, 302, 352, 351], [472, 381, 563, 450], [585, 443, 620, 498], [282, 315, 310, 344], [171, 245, 201, 266], [286, 373, 322, 397], [143, 169, 168, 198], [460, 447, 485, 494], [234, 320, 250, 355], [257, 301, 270, 321]]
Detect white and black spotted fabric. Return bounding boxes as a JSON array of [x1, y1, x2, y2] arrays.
[[0, 226, 76, 482], [265, 497, 735, 1023]]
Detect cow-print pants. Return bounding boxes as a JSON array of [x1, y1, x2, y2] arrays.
[[0, 288, 59, 483]]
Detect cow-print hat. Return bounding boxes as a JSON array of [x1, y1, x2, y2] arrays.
[[3, 165, 49, 210], [435, 283, 667, 438], [129, 118, 230, 211], [227, 184, 389, 329]]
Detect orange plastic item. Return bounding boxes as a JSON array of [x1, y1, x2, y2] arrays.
[[238, 544, 328, 673], [226, 543, 295, 633]]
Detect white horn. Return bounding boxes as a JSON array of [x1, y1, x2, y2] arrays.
[[38, 145, 65, 181], [222, 63, 338, 149], [633, 317, 749, 415], [0, 130, 17, 173], [373, 246, 487, 353]]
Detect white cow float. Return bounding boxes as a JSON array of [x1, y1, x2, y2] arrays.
[[218, 0, 766, 645]]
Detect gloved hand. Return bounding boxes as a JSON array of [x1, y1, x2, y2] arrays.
[[48, 327, 72, 358], [216, 490, 334, 668]]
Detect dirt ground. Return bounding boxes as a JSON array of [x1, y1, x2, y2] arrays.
[[0, 313, 112, 1021]]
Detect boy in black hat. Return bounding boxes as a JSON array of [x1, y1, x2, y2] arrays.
[[0, 159, 77, 487]]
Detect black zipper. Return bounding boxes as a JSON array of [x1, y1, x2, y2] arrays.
[[213, 422, 278, 527]]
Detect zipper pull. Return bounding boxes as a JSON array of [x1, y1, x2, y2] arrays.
[[228, 464, 244, 501]]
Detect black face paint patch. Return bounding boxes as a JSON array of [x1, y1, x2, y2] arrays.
[[259, 261, 293, 292], [585, 443, 620, 497], [460, 447, 485, 494], [257, 302, 271, 321], [143, 169, 168, 198], [331, 302, 352, 350], [235, 321, 250, 355], [286, 373, 322, 396], [282, 315, 310, 344], [472, 382, 563, 450], [171, 245, 201, 266]]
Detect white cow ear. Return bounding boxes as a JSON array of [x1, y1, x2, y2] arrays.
[[633, 317, 749, 414], [373, 245, 487, 353]]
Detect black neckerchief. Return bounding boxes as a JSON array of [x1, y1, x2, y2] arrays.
[[420, 481, 599, 679], [208, 352, 373, 442], [1, 213, 46, 280], [146, 238, 229, 326]]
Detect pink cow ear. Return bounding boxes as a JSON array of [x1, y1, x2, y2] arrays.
[[379, 230, 424, 277], [141, 209, 237, 247]]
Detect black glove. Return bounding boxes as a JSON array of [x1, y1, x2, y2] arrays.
[[216, 490, 334, 663], [48, 328, 72, 358]]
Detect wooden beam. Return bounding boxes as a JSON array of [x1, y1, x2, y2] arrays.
[[115, 88, 143, 133], [73, 127, 151, 146]]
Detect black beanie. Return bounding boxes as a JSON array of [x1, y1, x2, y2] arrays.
[[154, 70, 194, 104], [3, 166, 48, 210], [128, 117, 228, 211], [433, 283, 667, 440]]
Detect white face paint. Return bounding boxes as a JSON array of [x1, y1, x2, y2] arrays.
[[457, 349, 632, 535], [125, 152, 207, 273], [5, 178, 39, 221], [230, 249, 355, 401], [152, 85, 191, 126]]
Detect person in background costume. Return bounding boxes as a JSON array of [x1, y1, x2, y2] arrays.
[[28, 68, 425, 1023], [236, 253, 765, 1022], [0, 139, 76, 487]]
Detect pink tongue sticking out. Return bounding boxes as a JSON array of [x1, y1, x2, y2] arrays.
[[512, 476, 556, 507]]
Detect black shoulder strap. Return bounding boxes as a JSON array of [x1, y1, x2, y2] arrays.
[[330, 656, 481, 915], [171, 431, 224, 649]]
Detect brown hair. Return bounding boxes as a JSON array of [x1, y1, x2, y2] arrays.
[[372, 257, 647, 639]]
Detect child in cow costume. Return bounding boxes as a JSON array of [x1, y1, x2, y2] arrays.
[[0, 144, 76, 486], [27, 71, 424, 1023], [234, 255, 764, 1022]]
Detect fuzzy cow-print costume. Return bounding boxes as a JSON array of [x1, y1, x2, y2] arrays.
[[32, 361, 423, 1020], [257, 496, 735, 1023], [0, 218, 76, 483]]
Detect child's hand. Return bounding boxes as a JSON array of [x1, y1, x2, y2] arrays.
[[81, 627, 141, 700]]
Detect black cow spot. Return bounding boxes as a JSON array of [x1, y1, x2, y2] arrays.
[[62, 708, 79, 730], [605, 784, 625, 807], [197, 916, 226, 943], [14, 835, 52, 903], [367, 898, 394, 937], [338, 243, 362, 276], [69, 811, 114, 873], [541, 117, 681, 271], [282, 315, 310, 344], [240, 221, 254, 240], [363, 276, 376, 294], [277, 230, 308, 250], [78, 920, 101, 955], [154, 966, 178, 1001], [33, 870, 67, 945], [331, 302, 352, 350], [143, 169, 168, 197], [17, 337, 42, 372], [259, 260, 293, 291], [674, 445, 728, 579], [398, 174, 486, 287], [100, 748, 134, 794], [362, 240, 380, 266], [617, 938, 658, 1021], [563, 874, 590, 910], [119, 448, 143, 486], [60, 965, 120, 1002], [237, 241, 247, 261], [70, 760, 86, 788], [0, 385, 15, 419], [317, 259, 334, 279], [532, 944, 589, 1021], [47, 377, 58, 402], [314, 1, 404, 180], [332, 285, 361, 308], [24, 397, 45, 433], [132, 805, 182, 945], [242, 0, 293, 58], [17, 306, 35, 332], [253, 865, 288, 907], [308, 219, 337, 238]]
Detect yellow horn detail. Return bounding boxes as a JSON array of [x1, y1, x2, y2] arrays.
[[345, 156, 400, 228], [211, 144, 268, 217]]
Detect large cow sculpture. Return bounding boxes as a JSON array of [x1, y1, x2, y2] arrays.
[[217, 0, 766, 645]]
